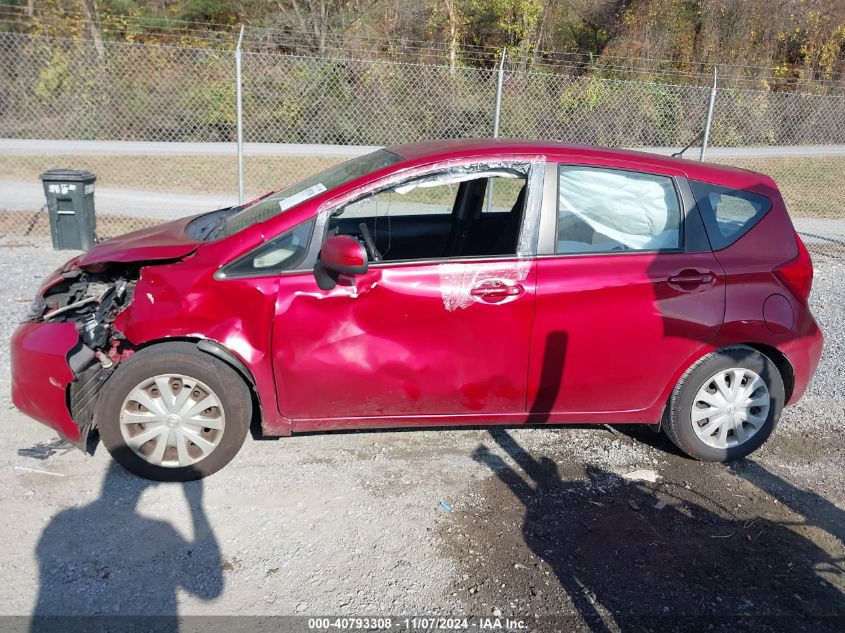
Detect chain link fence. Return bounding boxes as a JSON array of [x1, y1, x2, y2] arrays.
[[0, 31, 843, 252]]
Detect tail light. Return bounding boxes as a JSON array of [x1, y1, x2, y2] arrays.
[[774, 232, 813, 302]]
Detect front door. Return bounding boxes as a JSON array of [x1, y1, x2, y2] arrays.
[[272, 163, 540, 423]]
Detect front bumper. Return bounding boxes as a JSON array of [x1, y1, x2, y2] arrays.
[[11, 321, 81, 443]]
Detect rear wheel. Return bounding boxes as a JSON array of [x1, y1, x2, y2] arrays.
[[663, 346, 784, 462], [96, 343, 251, 481]]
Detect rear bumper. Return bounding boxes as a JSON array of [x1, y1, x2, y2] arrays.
[[11, 321, 81, 443], [781, 315, 824, 406]]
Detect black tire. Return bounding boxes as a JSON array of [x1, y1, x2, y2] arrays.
[[96, 342, 252, 481], [663, 346, 785, 462]]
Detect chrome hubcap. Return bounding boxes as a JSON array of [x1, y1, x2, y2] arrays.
[[119, 374, 225, 468], [691, 367, 770, 449]]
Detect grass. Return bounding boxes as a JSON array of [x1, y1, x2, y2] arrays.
[[0, 154, 344, 197], [716, 156, 845, 219]]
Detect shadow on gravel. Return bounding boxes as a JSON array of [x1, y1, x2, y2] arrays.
[[30, 452, 222, 633], [730, 458, 845, 549], [471, 430, 845, 631], [462, 330, 844, 629]]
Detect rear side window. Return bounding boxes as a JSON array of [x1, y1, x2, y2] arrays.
[[690, 181, 771, 250], [557, 165, 681, 254]]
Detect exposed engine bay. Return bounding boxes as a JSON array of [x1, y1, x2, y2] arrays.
[[27, 265, 140, 449]]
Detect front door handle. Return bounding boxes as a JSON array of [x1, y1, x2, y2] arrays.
[[668, 270, 716, 288], [470, 280, 524, 302]]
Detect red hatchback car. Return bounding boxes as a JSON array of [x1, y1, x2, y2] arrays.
[[12, 140, 823, 481]]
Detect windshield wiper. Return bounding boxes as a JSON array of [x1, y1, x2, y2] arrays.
[[200, 208, 240, 240]]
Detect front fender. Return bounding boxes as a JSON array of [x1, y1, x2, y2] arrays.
[[113, 263, 291, 435]]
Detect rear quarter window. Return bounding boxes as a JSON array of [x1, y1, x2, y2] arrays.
[[690, 180, 771, 250]]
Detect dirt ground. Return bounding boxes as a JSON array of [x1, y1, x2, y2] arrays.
[[0, 240, 842, 632], [444, 429, 844, 631]]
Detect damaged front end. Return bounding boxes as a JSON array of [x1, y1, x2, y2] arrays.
[[11, 214, 206, 450], [14, 264, 139, 451]]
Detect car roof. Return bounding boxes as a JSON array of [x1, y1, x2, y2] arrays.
[[386, 138, 774, 190]]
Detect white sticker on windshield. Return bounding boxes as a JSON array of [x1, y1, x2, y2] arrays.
[[278, 183, 327, 212]]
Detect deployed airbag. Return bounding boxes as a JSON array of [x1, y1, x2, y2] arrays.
[[558, 166, 680, 251]]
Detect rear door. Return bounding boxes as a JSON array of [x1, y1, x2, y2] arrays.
[[527, 160, 726, 418]]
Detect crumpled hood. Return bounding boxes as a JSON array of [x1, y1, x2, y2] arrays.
[[76, 217, 202, 268]]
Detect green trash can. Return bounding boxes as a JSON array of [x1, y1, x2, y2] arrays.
[[40, 169, 97, 250]]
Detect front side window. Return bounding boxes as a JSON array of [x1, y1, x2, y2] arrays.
[[689, 180, 771, 250], [556, 165, 682, 254], [326, 166, 529, 262]]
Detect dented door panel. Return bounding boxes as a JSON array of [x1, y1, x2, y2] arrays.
[[273, 259, 537, 423]]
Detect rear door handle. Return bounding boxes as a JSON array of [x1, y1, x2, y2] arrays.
[[668, 271, 716, 287]]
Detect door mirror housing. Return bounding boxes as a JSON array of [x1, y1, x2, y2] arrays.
[[314, 235, 369, 290]]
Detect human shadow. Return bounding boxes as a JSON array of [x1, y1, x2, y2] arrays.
[[617, 430, 845, 556], [465, 327, 843, 629], [472, 431, 845, 631], [31, 450, 223, 633]]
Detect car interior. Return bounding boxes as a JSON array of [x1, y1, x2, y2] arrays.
[[327, 170, 528, 262]]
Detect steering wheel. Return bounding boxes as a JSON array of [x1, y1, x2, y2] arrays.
[[358, 222, 382, 262]]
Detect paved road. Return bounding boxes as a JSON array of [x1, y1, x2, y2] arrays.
[[2, 138, 845, 158], [0, 179, 236, 219], [2, 179, 844, 240], [795, 218, 845, 243]]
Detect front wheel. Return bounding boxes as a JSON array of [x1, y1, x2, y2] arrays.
[[96, 343, 252, 481], [663, 346, 784, 462]]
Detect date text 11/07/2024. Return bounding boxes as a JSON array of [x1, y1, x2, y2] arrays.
[[306, 616, 528, 630]]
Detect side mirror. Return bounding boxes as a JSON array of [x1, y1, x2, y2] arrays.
[[314, 235, 368, 290]]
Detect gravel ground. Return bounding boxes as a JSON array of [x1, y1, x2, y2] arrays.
[[0, 236, 842, 631]]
